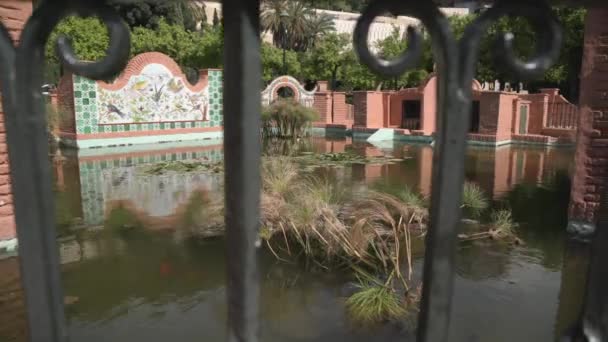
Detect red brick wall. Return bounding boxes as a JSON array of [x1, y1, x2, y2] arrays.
[[331, 92, 353, 127], [569, 8, 608, 225], [57, 72, 76, 135], [313, 93, 331, 124], [0, 0, 31, 45], [353, 91, 368, 127], [313, 92, 353, 127], [0, 107, 15, 241], [479, 92, 500, 134], [479, 92, 517, 141], [0, 0, 32, 241]]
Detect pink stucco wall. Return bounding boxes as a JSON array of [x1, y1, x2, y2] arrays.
[[388, 89, 420, 128], [421, 76, 437, 135], [519, 93, 549, 135]]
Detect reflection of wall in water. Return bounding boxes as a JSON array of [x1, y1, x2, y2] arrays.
[[0, 257, 26, 341], [554, 240, 590, 339], [466, 146, 573, 199], [79, 148, 223, 226]]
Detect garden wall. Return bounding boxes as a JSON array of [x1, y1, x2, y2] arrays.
[[58, 52, 224, 149]]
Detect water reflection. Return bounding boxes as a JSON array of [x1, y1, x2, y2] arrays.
[[42, 138, 586, 341]]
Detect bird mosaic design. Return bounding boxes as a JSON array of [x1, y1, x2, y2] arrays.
[[97, 64, 213, 125]]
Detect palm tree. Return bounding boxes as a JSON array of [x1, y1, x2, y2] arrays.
[[305, 12, 335, 49], [261, 0, 289, 48], [284, 1, 313, 51]]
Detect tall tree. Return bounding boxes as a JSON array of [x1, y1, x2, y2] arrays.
[[212, 8, 220, 27], [305, 12, 335, 48], [262, 0, 332, 52]]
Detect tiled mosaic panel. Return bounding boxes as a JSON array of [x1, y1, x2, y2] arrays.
[[74, 75, 100, 134], [74, 70, 224, 135], [79, 149, 224, 226]]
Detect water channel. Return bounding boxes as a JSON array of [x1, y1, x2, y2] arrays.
[[0, 137, 589, 341]]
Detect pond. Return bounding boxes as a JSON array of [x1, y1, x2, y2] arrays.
[[0, 137, 589, 342]]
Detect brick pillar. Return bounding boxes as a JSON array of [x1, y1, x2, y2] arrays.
[[568, 8, 608, 237], [0, 0, 33, 243], [0, 0, 33, 45], [0, 108, 14, 241]]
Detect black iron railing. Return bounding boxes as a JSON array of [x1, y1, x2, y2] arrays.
[[0, 0, 606, 342]]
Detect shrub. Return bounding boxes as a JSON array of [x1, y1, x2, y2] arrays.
[[261, 99, 319, 138]]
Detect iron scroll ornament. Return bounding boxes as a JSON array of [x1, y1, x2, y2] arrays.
[[0, 1, 130, 341], [354, 1, 562, 341]]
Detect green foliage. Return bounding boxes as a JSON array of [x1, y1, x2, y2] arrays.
[[300, 33, 350, 86], [46, 17, 109, 65], [447, 9, 586, 98], [302, 0, 369, 12], [131, 19, 224, 71], [43, 6, 585, 98], [261, 99, 319, 138], [374, 27, 430, 89], [111, 0, 202, 31], [45, 18, 223, 83], [261, 43, 302, 82]]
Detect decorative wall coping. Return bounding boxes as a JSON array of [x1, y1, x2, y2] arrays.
[[261, 75, 316, 106], [97, 52, 209, 92]]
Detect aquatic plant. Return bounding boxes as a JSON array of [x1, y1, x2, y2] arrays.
[[344, 267, 417, 325], [261, 99, 319, 138], [142, 160, 223, 175], [346, 284, 406, 324], [458, 208, 521, 244], [461, 182, 489, 218], [292, 151, 405, 170], [105, 205, 143, 232], [488, 209, 518, 240]]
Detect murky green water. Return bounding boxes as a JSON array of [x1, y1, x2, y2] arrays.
[[1, 137, 590, 341]]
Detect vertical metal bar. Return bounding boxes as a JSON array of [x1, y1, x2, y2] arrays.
[[4, 6, 67, 342], [417, 21, 463, 342], [222, 1, 261, 341]]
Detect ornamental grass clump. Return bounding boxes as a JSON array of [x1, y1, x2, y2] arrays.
[[461, 182, 489, 219]]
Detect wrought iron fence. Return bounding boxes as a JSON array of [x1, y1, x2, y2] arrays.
[[0, 0, 606, 341]]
